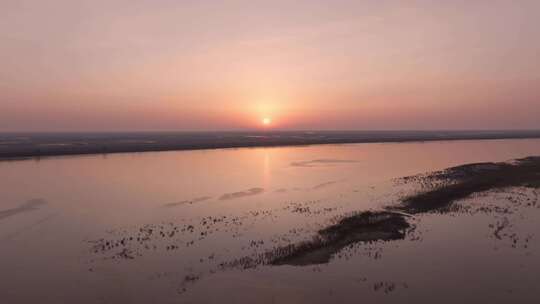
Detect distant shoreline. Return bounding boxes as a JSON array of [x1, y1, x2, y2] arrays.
[[1, 130, 540, 160]]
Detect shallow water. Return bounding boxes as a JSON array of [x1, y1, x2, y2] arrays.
[[1, 139, 540, 303]]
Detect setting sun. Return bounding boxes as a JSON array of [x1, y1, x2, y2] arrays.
[[262, 118, 272, 126]]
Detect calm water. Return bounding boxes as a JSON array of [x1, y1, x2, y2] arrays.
[[1, 139, 540, 303]]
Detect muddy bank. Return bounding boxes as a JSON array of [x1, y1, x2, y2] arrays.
[[271, 211, 410, 266], [398, 156, 540, 214], [265, 156, 540, 266]]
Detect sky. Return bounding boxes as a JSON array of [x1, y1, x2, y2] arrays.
[[1, 0, 540, 131]]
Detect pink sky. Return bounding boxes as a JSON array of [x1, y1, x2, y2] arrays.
[[1, 0, 539, 131]]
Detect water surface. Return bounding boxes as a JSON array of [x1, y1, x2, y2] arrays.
[[1, 139, 540, 303]]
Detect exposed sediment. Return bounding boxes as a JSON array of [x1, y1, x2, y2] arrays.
[[398, 156, 540, 214], [271, 211, 410, 266], [266, 156, 540, 266]]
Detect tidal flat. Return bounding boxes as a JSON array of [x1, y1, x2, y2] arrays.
[[2, 139, 540, 303], [236, 156, 540, 267]]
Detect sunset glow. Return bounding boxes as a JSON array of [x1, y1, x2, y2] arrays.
[[1, 1, 540, 131]]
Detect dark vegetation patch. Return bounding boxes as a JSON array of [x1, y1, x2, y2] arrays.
[[398, 156, 540, 214], [220, 211, 410, 269], [270, 211, 410, 266], [265, 156, 540, 266]]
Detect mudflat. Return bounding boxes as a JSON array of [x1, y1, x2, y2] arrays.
[[228, 156, 540, 267]]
